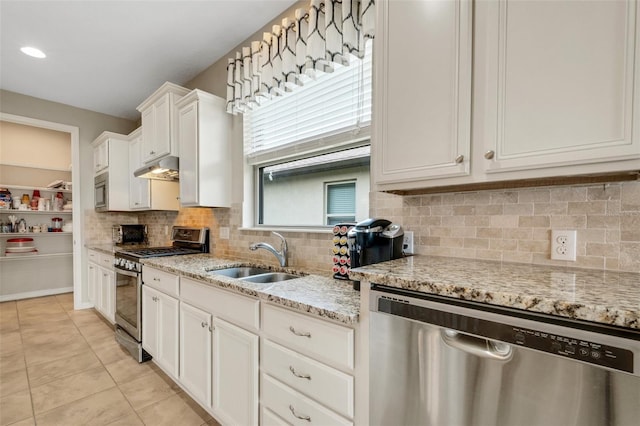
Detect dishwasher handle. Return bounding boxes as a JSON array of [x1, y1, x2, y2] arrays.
[[441, 329, 513, 361]]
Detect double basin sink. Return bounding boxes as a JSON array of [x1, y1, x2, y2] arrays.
[[207, 266, 302, 284]]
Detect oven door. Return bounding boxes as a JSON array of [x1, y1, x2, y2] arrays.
[[114, 267, 141, 341]]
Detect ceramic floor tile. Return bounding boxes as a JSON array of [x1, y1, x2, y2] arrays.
[[54, 293, 74, 311], [35, 387, 133, 426], [0, 301, 17, 313], [104, 355, 153, 385], [27, 351, 102, 388], [118, 370, 179, 410], [104, 410, 144, 426], [17, 312, 70, 328], [77, 322, 115, 344], [21, 325, 82, 348], [0, 331, 22, 355], [0, 349, 26, 375], [4, 417, 35, 426], [136, 393, 210, 426], [91, 339, 131, 365], [67, 309, 105, 327], [23, 337, 89, 366], [0, 318, 19, 334], [0, 389, 32, 426], [15, 297, 54, 309], [0, 366, 29, 397], [31, 366, 116, 414]]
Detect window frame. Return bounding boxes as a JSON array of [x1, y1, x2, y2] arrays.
[[325, 180, 357, 226]]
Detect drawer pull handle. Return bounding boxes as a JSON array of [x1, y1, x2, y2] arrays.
[[289, 326, 311, 338], [289, 366, 311, 380], [153, 277, 160, 281], [289, 405, 311, 422]]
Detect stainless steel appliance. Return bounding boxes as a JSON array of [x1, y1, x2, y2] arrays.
[[114, 226, 209, 362], [369, 285, 640, 426], [133, 155, 179, 181], [112, 224, 147, 245], [94, 172, 108, 212]]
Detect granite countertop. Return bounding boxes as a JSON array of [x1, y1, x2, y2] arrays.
[[86, 243, 152, 255], [350, 255, 640, 330], [141, 254, 360, 325]]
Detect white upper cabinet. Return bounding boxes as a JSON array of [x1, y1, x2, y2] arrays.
[[373, 0, 640, 192], [176, 89, 231, 208], [93, 138, 108, 175], [136, 82, 190, 164], [476, 0, 640, 177], [373, 0, 473, 188], [128, 128, 179, 211]]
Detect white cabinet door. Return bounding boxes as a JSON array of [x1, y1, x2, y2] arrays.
[[141, 107, 157, 163], [93, 140, 108, 175], [129, 135, 151, 210], [152, 94, 172, 160], [212, 318, 259, 426], [88, 262, 98, 305], [178, 100, 199, 205], [373, 0, 472, 188], [477, 0, 640, 174], [157, 291, 179, 378], [98, 268, 114, 323], [180, 302, 212, 406], [141, 285, 159, 357]]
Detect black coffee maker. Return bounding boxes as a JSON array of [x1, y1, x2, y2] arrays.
[[348, 218, 404, 289]]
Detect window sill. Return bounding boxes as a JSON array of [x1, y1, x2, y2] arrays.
[[238, 226, 334, 235]]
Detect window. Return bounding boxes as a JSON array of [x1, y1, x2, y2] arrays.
[[245, 42, 372, 228], [326, 181, 356, 225]]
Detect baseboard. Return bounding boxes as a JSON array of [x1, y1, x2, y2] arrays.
[[0, 287, 74, 302]]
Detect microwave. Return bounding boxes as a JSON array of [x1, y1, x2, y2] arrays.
[[95, 173, 108, 212]]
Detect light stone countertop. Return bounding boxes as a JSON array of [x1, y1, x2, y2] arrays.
[[349, 255, 640, 330], [140, 254, 360, 325]]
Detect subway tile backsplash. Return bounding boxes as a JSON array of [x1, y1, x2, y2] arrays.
[[85, 180, 640, 274], [371, 181, 640, 273]]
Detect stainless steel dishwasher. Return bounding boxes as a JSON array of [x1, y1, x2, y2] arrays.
[[370, 285, 640, 426]]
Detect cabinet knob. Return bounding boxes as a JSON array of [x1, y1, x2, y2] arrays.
[[484, 150, 495, 160], [150, 150, 155, 155], [455, 154, 464, 164], [289, 326, 311, 338], [289, 405, 311, 422], [201, 321, 208, 328]]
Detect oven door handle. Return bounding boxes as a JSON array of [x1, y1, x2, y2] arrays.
[[115, 268, 139, 278]]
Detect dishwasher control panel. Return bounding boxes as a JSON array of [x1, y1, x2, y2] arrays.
[[510, 326, 633, 373], [372, 289, 638, 375]]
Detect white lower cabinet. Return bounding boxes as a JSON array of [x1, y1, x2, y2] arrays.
[[261, 406, 290, 426], [212, 317, 259, 426], [88, 250, 115, 323], [260, 304, 355, 426], [179, 301, 212, 406], [141, 285, 179, 378]]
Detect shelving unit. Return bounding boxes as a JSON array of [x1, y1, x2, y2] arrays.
[[0, 184, 74, 301]]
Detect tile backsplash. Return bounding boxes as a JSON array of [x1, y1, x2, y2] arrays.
[[85, 180, 640, 274], [371, 181, 640, 273]]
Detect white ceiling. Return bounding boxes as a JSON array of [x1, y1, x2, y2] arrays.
[[0, 0, 298, 120]]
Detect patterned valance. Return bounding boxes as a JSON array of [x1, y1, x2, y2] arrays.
[[226, 0, 375, 114]]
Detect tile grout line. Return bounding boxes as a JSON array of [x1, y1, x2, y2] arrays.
[[14, 299, 39, 426]]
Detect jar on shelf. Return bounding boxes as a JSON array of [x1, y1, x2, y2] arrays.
[[52, 217, 63, 232]]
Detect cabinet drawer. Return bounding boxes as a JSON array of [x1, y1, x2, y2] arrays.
[[261, 406, 290, 426], [99, 253, 114, 270], [262, 304, 354, 370], [262, 339, 354, 419], [181, 278, 259, 332], [88, 250, 99, 263], [261, 374, 352, 426], [142, 266, 179, 297]]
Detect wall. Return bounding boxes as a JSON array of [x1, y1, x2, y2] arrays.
[[370, 181, 640, 273], [0, 120, 71, 170], [0, 89, 137, 305]]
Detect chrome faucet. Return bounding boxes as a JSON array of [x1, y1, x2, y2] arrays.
[[249, 231, 288, 267]]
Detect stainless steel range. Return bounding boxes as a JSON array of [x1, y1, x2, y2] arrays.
[[114, 226, 209, 362]]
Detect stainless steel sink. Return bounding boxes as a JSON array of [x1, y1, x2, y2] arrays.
[[207, 267, 271, 278], [240, 272, 301, 283]]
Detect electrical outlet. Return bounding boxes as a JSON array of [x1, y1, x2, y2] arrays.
[[551, 230, 577, 261], [403, 231, 414, 255]]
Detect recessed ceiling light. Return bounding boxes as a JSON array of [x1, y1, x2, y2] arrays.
[[20, 46, 46, 59]]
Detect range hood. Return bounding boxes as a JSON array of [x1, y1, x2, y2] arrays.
[[134, 156, 179, 181]]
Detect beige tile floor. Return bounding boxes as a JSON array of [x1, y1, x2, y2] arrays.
[[0, 293, 221, 426]]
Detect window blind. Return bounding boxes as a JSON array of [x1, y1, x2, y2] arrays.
[[244, 42, 372, 165], [327, 182, 356, 215]]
